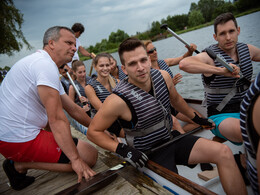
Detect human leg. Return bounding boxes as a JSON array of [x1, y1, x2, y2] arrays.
[[1, 130, 98, 190], [218, 118, 242, 143], [209, 113, 242, 144], [171, 115, 185, 134], [188, 138, 247, 194], [3, 159, 35, 190], [76, 139, 98, 167]]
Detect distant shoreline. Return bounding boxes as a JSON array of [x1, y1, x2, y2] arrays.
[[79, 8, 260, 62]]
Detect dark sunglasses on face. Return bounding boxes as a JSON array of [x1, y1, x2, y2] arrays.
[[59, 64, 66, 69], [147, 47, 156, 54]]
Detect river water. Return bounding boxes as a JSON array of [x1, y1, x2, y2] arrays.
[[84, 12, 260, 100]]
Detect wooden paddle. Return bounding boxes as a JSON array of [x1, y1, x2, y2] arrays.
[[55, 126, 216, 195], [88, 52, 96, 76]]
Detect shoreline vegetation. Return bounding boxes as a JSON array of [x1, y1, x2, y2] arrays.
[[1, 6, 260, 71], [79, 7, 260, 62]]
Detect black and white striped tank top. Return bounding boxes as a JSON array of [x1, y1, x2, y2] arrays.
[[158, 59, 174, 78], [113, 69, 172, 151], [203, 43, 253, 107], [89, 79, 117, 117], [74, 80, 87, 104], [240, 73, 260, 194], [118, 66, 127, 80]]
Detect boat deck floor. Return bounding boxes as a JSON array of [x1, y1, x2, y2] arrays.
[[0, 127, 171, 195]]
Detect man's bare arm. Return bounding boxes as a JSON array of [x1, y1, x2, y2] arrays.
[[248, 44, 260, 62], [161, 70, 214, 129], [165, 43, 197, 67], [161, 70, 195, 119], [85, 85, 103, 111], [78, 46, 93, 58], [179, 52, 240, 78], [61, 93, 91, 127], [87, 94, 129, 152], [38, 86, 94, 181]]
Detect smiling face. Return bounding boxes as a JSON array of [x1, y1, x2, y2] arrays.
[[213, 20, 240, 52], [121, 46, 151, 87], [146, 42, 158, 62], [75, 65, 86, 81], [95, 57, 111, 78], [109, 57, 117, 73]]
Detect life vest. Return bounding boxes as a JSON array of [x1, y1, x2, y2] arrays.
[[89, 78, 118, 118], [202, 43, 252, 112], [60, 77, 70, 94], [118, 66, 127, 80], [113, 68, 173, 151], [240, 73, 260, 194], [74, 80, 87, 104], [158, 59, 174, 78]]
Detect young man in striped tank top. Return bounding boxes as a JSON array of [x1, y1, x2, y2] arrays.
[[87, 37, 247, 194], [180, 12, 260, 145]]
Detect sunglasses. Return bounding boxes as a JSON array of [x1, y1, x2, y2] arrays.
[[147, 47, 156, 54], [59, 64, 66, 69]]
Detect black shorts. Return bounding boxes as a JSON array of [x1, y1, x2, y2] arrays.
[[58, 138, 78, 163], [148, 131, 200, 173]]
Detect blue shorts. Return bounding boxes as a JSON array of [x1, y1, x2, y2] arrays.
[[209, 113, 242, 145]]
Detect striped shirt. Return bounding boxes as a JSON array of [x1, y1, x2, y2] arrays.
[[240, 73, 260, 194], [89, 79, 115, 117], [158, 59, 174, 78], [113, 68, 172, 151], [203, 43, 253, 107]]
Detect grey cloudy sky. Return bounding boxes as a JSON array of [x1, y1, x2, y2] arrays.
[[0, 0, 199, 68]]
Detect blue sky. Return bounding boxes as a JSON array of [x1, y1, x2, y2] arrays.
[[0, 0, 199, 68]]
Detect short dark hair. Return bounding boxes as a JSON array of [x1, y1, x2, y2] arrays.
[[43, 26, 74, 47], [71, 23, 85, 34], [214, 12, 238, 34], [118, 38, 146, 65]]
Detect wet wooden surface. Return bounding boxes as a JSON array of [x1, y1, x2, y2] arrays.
[[0, 127, 171, 195]]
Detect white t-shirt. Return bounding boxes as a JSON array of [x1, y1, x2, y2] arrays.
[[0, 50, 65, 142], [67, 38, 81, 68]]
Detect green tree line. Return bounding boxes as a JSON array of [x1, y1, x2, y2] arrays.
[[81, 0, 260, 60], [1, 0, 260, 64]]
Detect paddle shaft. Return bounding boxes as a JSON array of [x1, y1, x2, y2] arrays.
[[146, 126, 202, 155], [88, 52, 96, 76], [64, 69, 88, 107], [64, 69, 82, 98], [161, 24, 200, 54], [56, 126, 215, 195]]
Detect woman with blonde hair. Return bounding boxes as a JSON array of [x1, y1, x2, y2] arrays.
[[85, 53, 122, 136]]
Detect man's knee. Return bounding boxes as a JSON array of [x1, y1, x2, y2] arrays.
[[216, 144, 233, 162]]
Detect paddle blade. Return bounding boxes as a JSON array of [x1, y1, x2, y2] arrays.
[[55, 163, 126, 195]]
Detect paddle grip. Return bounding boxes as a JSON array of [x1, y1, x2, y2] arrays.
[[205, 48, 234, 72], [195, 50, 200, 54]]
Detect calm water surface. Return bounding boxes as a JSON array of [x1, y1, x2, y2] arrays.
[[84, 12, 260, 100]]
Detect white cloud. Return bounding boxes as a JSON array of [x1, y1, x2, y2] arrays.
[[0, 0, 199, 68]]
